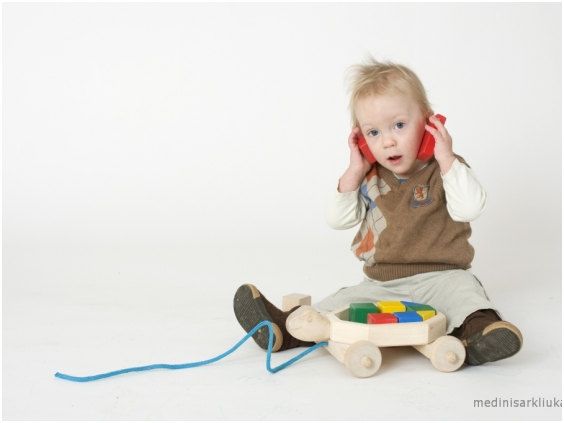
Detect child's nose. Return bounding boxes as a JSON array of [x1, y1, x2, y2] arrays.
[[383, 134, 397, 147]]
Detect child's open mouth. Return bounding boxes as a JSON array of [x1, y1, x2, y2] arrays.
[[387, 155, 403, 164]]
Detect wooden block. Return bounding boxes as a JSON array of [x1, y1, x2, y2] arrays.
[[417, 310, 436, 320], [367, 313, 398, 324], [376, 300, 406, 314], [349, 303, 379, 323], [394, 311, 423, 323], [401, 301, 435, 312], [282, 293, 311, 312]]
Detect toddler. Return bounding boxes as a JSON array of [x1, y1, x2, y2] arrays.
[[233, 58, 522, 366]]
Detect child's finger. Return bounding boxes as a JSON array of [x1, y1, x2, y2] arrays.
[[348, 127, 360, 146], [424, 124, 440, 140], [429, 116, 449, 139]]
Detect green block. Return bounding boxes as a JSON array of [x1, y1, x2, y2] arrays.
[[401, 301, 435, 312], [349, 303, 379, 323]]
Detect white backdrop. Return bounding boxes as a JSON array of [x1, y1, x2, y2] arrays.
[[3, 2, 561, 421]]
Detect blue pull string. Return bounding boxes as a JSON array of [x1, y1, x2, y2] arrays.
[[54, 320, 328, 382]]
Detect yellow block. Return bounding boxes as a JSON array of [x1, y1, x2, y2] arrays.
[[417, 310, 436, 320], [376, 301, 406, 313]]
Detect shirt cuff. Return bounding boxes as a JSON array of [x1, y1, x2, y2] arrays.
[[441, 157, 465, 181]]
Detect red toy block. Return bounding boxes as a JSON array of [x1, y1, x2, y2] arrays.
[[367, 313, 398, 324]]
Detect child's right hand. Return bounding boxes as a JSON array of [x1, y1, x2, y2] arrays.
[[347, 127, 373, 176]]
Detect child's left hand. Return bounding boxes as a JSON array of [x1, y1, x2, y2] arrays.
[[425, 115, 455, 172]]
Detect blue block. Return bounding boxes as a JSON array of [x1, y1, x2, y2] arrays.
[[394, 311, 423, 323]]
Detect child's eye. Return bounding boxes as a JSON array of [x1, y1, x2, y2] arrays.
[[368, 122, 404, 137]]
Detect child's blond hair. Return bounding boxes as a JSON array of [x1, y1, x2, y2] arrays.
[[346, 57, 434, 128]]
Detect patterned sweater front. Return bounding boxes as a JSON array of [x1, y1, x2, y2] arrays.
[[326, 156, 487, 281]]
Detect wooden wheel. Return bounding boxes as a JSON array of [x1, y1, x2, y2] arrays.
[[344, 341, 382, 378], [429, 336, 466, 372]]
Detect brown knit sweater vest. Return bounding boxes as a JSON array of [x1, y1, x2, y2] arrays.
[[351, 155, 474, 282]]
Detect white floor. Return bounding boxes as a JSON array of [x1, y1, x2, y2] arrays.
[[3, 245, 562, 421]]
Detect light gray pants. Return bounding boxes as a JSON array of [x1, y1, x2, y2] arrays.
[[312, 269, 500, 334]]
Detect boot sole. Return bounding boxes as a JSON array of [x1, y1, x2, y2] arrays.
[[464, 321, 523, 365], [233, 284, 283, 352]]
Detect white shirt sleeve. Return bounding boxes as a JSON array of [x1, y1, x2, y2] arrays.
[[326, 184, 368, 229], [441, 158, 487, 222]]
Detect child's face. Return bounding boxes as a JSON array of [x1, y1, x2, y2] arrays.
[[355, 93, 428, 178]]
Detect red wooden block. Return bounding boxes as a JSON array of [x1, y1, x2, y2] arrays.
[[367, 313, 398, 324]]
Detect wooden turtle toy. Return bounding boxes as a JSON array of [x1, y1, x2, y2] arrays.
[[282, 293, 466, 378]]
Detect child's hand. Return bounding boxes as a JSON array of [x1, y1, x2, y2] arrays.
[[337, 127, 373, 193], [347, 127, 373, 176], [425, 116, 456, 173]]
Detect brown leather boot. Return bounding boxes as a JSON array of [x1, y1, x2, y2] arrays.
[[450, 309, 523, 365], [233, 284, 315, 352]]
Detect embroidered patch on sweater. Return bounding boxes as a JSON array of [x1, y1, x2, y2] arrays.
[[410, 184, 433, 208]]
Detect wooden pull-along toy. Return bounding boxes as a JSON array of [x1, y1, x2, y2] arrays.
[[282, 293, 466, 378]]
